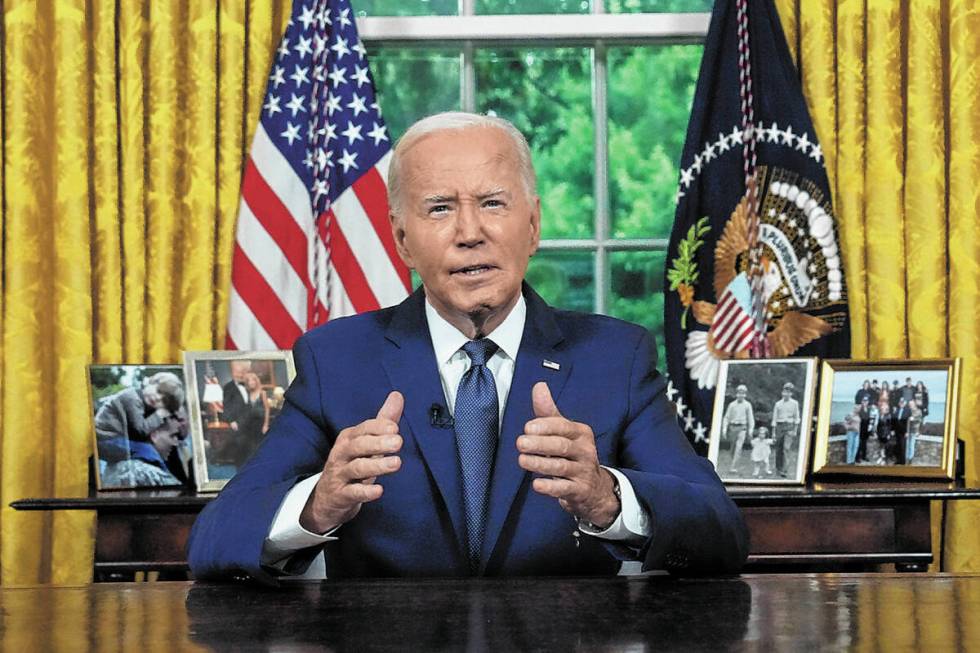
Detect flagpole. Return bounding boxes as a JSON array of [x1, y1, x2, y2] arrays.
[[736, 0, 768, 359]]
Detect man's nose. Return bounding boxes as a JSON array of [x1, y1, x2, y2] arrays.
[[455, 202, 484, 247]]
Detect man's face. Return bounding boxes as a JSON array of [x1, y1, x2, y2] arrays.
[[735, 389, 746, 402], [150, 423, 180, 457], [391, 126, 541, 334], [230, 361, 250, 382]]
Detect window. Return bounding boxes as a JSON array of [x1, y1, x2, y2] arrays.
[[360, 1, 709, 369]]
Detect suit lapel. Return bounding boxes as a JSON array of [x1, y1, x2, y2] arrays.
[[381, 290, 466, 554], [481, 285, 573, 570]]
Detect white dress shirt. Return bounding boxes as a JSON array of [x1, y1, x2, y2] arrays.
[[261, 294, 651, 572]]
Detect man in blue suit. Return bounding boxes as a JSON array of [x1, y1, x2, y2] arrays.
[[188, 112, 748, 583]]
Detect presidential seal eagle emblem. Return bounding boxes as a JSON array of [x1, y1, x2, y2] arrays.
[[676, 166, 848, 390]]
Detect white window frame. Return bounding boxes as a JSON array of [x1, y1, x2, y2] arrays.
[[359, 7, 709, 315]]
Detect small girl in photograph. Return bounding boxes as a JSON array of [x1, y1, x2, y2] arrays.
[[751, 426, 775, 478]]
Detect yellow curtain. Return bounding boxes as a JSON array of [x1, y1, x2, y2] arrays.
[[0, 0, 290, 586], [776, 0, 980, 570]]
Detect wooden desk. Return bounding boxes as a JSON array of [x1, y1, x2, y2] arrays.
[[12, 484, 980, 579], [1, 574, 978, 651]]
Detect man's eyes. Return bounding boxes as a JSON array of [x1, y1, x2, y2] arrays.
[[425, 200, 505, 215]]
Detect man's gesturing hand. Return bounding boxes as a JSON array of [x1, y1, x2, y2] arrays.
[[516, 382, 620, 529], [299, 391, 404, 534]]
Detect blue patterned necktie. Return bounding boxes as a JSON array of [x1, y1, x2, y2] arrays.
[[454, 338, 499, 574]]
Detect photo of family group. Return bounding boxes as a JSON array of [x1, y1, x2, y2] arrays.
[[813, 359, 959, 478], [89, 364, 193, 490], [708, 358, 818, 485]]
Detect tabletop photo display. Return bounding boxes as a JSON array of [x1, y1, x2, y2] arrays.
[[183, 350, 296, 492], [90, 354, 960, 492], [88, 364, 194, 490], [811, 359, 960, 480], [708, 358, 818, 485]]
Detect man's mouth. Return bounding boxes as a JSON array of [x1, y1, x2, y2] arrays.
[[451, 264, 496, 276]]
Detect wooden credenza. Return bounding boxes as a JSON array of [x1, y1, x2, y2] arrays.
[[11, 484, 980, 579]]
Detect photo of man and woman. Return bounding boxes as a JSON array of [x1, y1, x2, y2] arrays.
[[184, 352, 294, 491]]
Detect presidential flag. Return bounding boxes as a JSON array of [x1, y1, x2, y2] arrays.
[[664, 0, 850, 450], [227, 0, 411, 350]]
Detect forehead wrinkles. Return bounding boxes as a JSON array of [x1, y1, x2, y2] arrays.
[[402, 136, 518, 198]]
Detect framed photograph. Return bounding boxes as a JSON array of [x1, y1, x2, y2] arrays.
[[89, 364, 193, 490], [812, 359, 960, 479], [708, 358, 818, 485], [184, 351, 296, 492]]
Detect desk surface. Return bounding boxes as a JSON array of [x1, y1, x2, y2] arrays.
[[2, 573, 978, 651], [11, 482, 980, 511]]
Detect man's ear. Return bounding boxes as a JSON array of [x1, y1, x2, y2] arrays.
[[390, 212, 414, 268], [528, 196, 542, 256]]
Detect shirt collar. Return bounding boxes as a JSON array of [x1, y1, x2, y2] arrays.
[[425, 292, 526, 365]]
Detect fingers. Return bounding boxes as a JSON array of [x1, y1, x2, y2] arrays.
[[531, 476, 576, 498], [516, 433, 574, 458], [341, 482, 385, 503], [518, 453, 574, 478], [376, 390, 404, 423], [522, 417, 585, 438], [532, 382, 560, 418], [343, 454, 402, 482]]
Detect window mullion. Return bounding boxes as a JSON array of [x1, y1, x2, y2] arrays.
[[593, 40, 609, 316], [461, 0, 475, 113], [462, 43, 476, 112]]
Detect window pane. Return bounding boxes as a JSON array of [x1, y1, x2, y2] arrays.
[[355, 0, 457, 17], [368, 47, 462, 141], [476, 0, 592, 13], [607, 45, 701, 239], [475, 47, 594, 240], [527, 250, 594, 313], [608, 250, 666, 371], [607, 0, 712, 12]]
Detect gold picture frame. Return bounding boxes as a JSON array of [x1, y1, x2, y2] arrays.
[[708, 357, 818, 485], [812, 358, 960, 479], [184, 350, 296, 492]]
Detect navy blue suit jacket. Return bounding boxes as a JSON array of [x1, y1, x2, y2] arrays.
[[188, 285, 748, 583]]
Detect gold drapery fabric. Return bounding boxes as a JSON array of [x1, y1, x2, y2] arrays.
[[0, 0, 291, 586], [2, 0, 978, 586], [776, 0, 980, 570]]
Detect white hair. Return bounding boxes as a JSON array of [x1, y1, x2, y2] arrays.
[[386, 112, 537, 218]]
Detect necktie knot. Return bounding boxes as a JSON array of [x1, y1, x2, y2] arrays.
[[462, 339, 498, 367]]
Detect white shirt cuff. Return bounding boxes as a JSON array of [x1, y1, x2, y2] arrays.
[[261, 472, 338, 568], [577, 467, 651, 546]]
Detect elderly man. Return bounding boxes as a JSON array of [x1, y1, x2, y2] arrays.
[[188, 112, 748, 583]]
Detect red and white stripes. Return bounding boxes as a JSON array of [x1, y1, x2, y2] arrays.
[[227, 124, 410, 351]]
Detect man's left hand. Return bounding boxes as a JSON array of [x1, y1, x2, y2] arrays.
[[516, 382, 620, 529]]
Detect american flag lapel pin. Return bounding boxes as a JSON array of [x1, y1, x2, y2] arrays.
[[542, 359, 560, 371]]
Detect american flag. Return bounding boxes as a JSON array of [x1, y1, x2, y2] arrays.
[[227, 0, 411, 350], [709, 274, 756, 355]]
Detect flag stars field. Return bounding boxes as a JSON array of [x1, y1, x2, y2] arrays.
[[227, 0, 410, 350]]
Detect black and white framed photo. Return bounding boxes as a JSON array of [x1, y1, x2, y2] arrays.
[[184, 351, 295, 492], [812, 359, 960, 479], [89, 364, 192, 490], [708, 358, 818, 485]]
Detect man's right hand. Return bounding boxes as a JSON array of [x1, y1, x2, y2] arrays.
[[299, 391, 404, 534]]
